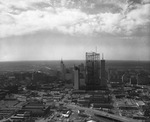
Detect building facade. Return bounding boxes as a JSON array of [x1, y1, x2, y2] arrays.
[[73, 66, 79, 90], [85, 52, 101, 90]]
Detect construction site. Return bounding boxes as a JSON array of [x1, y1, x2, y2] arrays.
[[85, 52, 107, 90]]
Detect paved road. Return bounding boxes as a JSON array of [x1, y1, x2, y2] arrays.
[[66, 104, 142, 122], [69, 106, 112, 122]]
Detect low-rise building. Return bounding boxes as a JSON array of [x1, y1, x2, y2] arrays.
[[22, 101, 50, 117]]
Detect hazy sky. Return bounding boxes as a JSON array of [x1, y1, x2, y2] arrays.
[[0, 0, 150, 61]]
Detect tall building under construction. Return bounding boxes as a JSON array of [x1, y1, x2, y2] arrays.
[[85, 52, 101, 90], [85, 52, 107, 90]]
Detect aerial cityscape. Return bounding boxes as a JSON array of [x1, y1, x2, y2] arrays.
[[0, 0, 150, 122], [0, 55, 150, 122]]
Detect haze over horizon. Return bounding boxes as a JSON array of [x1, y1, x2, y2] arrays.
[[0, 0, 150, 61]]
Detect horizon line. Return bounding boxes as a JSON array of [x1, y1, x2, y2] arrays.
[[0, 59, 150, 62]]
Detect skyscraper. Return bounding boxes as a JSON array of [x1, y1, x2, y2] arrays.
[[85, 52, 101, 90], [100, 54, 107, 87], [73, 66, 79, 90], [60, 59, 66, 81]]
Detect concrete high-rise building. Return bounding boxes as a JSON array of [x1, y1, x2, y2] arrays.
[[73, 64, 86, 90], [100, 54, 107, 87], [78, 64, 86, 89], [65, 68, 74, 82], [85, 52, 101, 90], [73, 66, 79, 90], [60, 59, 66, 81]]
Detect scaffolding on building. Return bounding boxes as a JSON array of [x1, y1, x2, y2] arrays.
[[85, 52, 101, 90]]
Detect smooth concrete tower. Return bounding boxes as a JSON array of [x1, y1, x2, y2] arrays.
[[60, 59, 66, 81], [100, 53, 107, 87], [73, 66, 79, 90]]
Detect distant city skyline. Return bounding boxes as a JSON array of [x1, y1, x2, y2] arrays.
[[0, 0, 150, 61]]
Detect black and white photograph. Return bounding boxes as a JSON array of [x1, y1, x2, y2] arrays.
[[0, 0, 150, 122]]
